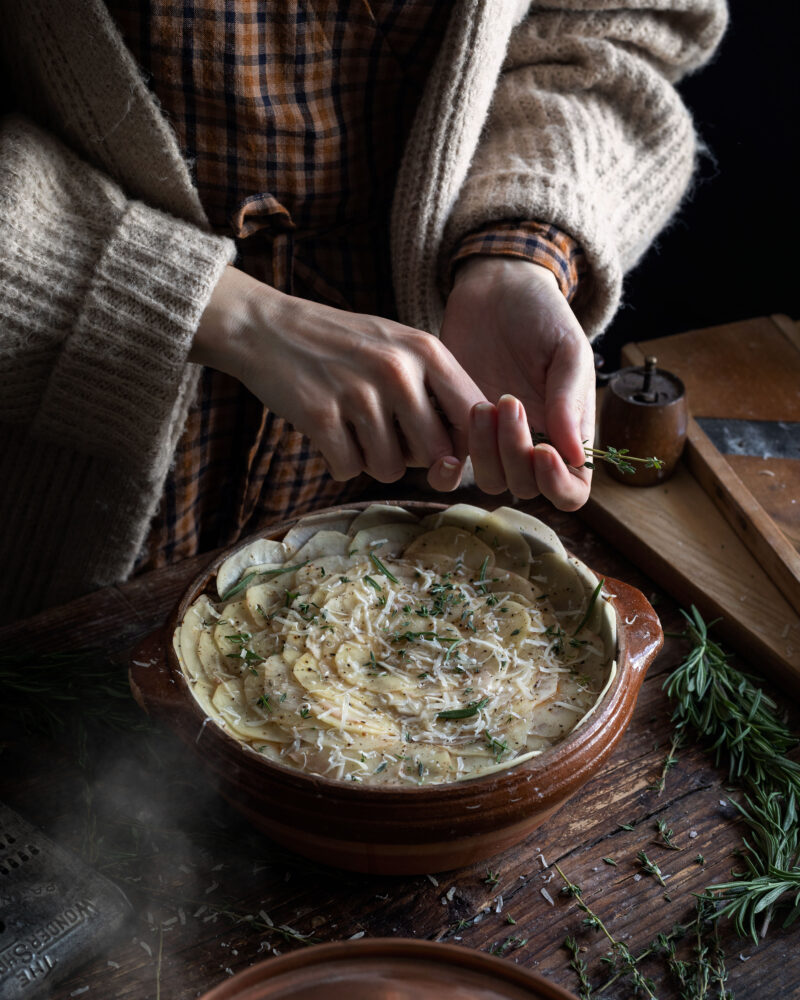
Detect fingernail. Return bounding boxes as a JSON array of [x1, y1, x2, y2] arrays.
[[473, 402, 494, 425], [441, 457, 460, 471]]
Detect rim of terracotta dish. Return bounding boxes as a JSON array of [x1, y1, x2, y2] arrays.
[[166, 501, 632, 803], [199, 938, 580, 1000]]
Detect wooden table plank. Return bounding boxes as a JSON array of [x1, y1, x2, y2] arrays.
[[1, 501, 797, 1000]]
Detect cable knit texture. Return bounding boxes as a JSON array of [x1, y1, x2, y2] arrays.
[[0, 0, 726, 621], [393, 0, 727, 336]]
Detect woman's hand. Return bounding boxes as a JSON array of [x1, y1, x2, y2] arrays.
[[440, 257, 595, 510], [190, 266, 486, 490]]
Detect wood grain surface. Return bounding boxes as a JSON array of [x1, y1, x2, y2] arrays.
[[585, 315, 800, 696], [620, 313, 800, 546], [0, 496, 796, 1000]]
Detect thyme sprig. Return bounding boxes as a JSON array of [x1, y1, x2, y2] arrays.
[[555, 863, 658, 999], [529, 430, 663, 474], [664, 606, 800, 941], [648, 729, 685, 794]]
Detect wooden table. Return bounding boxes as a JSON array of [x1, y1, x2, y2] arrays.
[[1, 497, 796, 999]]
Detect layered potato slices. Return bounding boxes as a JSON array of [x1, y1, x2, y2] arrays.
[[173, 505, 616, 785]]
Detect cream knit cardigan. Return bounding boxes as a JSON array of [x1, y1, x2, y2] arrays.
[[0, 0, 726, 622]]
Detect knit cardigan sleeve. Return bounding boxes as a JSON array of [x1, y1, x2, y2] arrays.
[[0, 114, 234, 619], [440, 0, 728, 337]]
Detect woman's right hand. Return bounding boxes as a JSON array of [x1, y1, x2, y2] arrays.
[[190, 266, 486, 490]]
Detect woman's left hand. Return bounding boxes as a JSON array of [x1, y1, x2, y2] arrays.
[[438, 256, 595, 510]]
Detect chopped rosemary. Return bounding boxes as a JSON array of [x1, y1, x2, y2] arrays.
[[437, 697, 489, 720], [571, 578, 604, 636], [369, 552, 399, 583], [220, 562, 307, 601]]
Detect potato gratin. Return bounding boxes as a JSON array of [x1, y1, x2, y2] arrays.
[[174, 505, 616, 785]]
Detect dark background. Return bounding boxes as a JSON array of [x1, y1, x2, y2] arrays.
[[597, 0, 798, 367]]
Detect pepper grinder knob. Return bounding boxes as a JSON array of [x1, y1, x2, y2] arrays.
[[598, 355, 688, 487]]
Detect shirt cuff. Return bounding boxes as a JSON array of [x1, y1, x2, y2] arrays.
[[450, 221, 586, 303]]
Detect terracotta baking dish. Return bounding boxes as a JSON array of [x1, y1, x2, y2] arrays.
[[198, 939, 580, 1000], [129, 501, 662, 875]]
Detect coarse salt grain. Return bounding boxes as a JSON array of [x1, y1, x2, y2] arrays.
[[689, 830, 698, 839], [426, 874, 439, 887], [634, 874, 642, 882], [446, 887, 456, 902]]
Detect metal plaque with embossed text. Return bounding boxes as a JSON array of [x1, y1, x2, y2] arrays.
[[0, 803, 131, 998]]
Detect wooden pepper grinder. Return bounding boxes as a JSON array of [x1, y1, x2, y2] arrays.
[[598, 357, 688, 486]]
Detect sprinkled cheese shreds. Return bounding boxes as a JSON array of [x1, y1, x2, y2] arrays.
[[176, 517, 613, 786]]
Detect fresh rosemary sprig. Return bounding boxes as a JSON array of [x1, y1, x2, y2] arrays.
[[529, 430, 663, 474], [664, 606, 800, 941]]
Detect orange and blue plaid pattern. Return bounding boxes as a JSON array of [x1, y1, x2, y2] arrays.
[[110, 2, 585, 571]]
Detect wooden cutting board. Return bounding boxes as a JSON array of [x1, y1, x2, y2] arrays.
[[582, 315, 800, 695]]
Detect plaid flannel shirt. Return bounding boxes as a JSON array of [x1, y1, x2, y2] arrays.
[[110, 1, 585, 571]]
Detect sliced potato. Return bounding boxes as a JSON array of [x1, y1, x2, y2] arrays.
[[217, 540, 288, 598], [349, 522, 423, 558], [403, 526, 495, 571], [334, 641, 408, 693], [282, 510, 360, 553], [347, 504, 420, 534], [489, 506, 567, 559], [290, 530, 351, 564], [295, 555, 351, 589], [422, 504, 531, 573], [529, 552, 583, 614]]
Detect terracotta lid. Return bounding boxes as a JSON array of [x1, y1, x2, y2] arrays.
[[199, 939, 579, 1000]]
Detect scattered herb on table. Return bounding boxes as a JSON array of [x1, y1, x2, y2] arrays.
[[654, 819, 681, 851], [637, 850, 668, 888], [648, 729, 685, 794], [556, 864, 658, 999]]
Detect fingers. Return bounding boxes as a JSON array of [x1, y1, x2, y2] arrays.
[[469, 403, 507, 494], [533, 444, 591, 511], [469, 395, 591, 510], [427, 456, 464, 492], [347, 393, 408, 484], [314, 419, 365, 482], [424, 341, 487, 459], [470, 395, 540, 499]]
